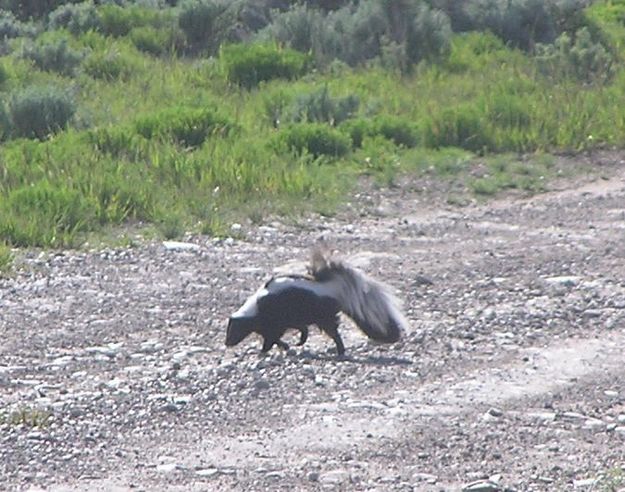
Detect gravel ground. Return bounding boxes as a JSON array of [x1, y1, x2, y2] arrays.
[[1, 153, 625, 492]]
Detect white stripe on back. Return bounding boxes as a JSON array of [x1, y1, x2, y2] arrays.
[[230, 276, 339, 319]]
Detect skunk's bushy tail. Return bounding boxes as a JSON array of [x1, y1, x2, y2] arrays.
[[311, 247, 408, 343]]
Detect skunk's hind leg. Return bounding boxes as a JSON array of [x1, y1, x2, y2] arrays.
[[319, 316, 345, 356]]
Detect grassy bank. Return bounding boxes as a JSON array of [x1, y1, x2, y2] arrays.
[[0, 0, 624, 250]]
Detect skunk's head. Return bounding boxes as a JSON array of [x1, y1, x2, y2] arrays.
[[225, 317, 255, 347]]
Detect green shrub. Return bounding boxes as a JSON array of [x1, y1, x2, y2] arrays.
[[134, 107, 234, 147], [9, 86, 76, 140], [0, 0, 70, 21], [372, 115, 419, 147], [407, 4, 452, 64], [82, 48, 139, 81], [221, 43, 310, 89], [444, 31, 509, 73], [338, 118, 372, 148], [178, 0, 232, 54], [423, 104, 492, 152], [0, 101, 9, 141], [0, 181, 95, 248], [535, 28, 614, 84], [48, 1, 100, 35], [97, 4, 163, 38], [91, 172, 157, 225], [289, 86, 359, 125], [0, 10, 37, 40], [0, 62, 9, 86], [88, 126, 145, 158], [130, 25, 182, 56], [460, 0, 588, 50], [486, 93, 531, 128], [276, 123, 351, 158], [258, 4, 341, 66], [20, 37, 84, 76]]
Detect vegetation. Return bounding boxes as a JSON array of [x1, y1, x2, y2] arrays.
[[0, 0, 624, 252], [0, 406, 51, 427]]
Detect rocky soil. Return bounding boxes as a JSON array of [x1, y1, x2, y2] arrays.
[[1, 153, 625, 492]]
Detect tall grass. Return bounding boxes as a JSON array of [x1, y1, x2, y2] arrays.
[[1, 2, 625, 248]]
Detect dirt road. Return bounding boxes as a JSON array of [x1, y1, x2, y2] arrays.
[[1, 153, 624, 491]]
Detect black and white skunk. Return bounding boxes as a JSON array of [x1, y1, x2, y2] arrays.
[[225, 248, 408, 356]]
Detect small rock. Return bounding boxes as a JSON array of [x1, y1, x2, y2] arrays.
[[196, 468, 219, 478], [254, 380, 270, 390], [162, 403, 180, 413], [319, 470, 350, 485], [560, 411, 587, 421], [573, 478, 597, 488], [413, 472, 437, 483], [156, 463, 179, 473], [537, 476, 554, 484], [265, 471, 285, 479], [544, 276, 580, 287], [582, 309, 602, 319], [583, 418, 605, 431], [487, 407, 504, 418], [162, 241, 200, 252], [462, 479, 501, 491], [604, 390, 619, 397], [307, 471, 320, 482]]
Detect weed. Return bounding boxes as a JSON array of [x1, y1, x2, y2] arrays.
[[82, 47, 140, 81], [275, 123, 351, 158], [134, 106, 234, 148], [221, 43, 310, 89], [0, 406, 51, 428], [423, 104, 493, 153], [0, 241, 12, 274]]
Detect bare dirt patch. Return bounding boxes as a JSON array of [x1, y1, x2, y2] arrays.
[[1, 153, 624, 491]]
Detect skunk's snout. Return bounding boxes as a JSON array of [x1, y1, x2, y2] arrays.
[[225, 317, 252, 347], [225, 318, 237, 346]]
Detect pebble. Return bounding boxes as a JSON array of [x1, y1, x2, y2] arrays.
[[583, 418, 605, 431], [162, 241, 200, 252], [196, 468, 219, 477], [487, 407, 503, 417], [254, 380, 270, 390], [156, 463, 179, 473], [544, 276, 580, 287], [307, 471, 320, 482], [462, 479, 501, 491], [573, 478, 597, 488], [413, 472, 437, 483], [319, 470, 350, 485]]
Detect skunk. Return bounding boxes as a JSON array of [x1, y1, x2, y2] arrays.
[[225, 248, 408, 355]]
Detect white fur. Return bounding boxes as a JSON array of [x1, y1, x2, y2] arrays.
[[330, 266, 409, 337]]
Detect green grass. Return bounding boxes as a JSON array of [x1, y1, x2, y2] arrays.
[[1, 2, 625, 248], [0, 242, 12, 274], [0, 406, 51, 428]]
